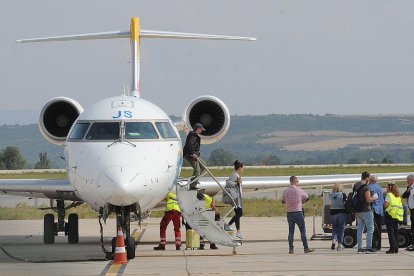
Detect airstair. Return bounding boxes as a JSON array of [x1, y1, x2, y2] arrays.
[[176, 158, 241, 249]]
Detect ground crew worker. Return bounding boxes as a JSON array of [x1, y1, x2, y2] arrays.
[[384, 183, 404, 254], [198, 192, 219, 250], [154, 192, 182, 250]]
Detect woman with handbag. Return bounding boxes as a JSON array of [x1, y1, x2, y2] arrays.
[[223, 160, 244, 239]]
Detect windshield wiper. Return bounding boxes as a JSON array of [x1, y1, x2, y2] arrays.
[[107, 120, 136, 148]]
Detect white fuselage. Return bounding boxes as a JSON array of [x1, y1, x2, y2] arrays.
[[64, 96, 182, 211]]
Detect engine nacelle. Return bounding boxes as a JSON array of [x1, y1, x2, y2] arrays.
[[182, 96, 230, 144], [39, 97, 83, 145]]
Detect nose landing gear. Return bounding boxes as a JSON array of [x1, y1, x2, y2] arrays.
[[99, 205, 137, 260]]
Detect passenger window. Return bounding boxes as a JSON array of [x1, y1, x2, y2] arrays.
[[68, 123, 90, 140], [156, 122, 177, 138], [125, 122, 159, 139], [86, 122, 119, 140]]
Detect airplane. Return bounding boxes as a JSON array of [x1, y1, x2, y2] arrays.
[[0, 17, 411, 260]]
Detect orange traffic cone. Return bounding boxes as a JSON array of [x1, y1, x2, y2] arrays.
[[113, 226, 128, 264]]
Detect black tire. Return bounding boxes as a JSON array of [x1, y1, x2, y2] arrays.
[[111, 237, 117, 259], [67, 213, 79, 244], [44, 213, 55, 244], [126, 236, 136, 260], [398, 229, 410, 248], [343, 229, 357, 248]]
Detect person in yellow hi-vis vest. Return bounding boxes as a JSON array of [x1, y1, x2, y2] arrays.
[[154, 192, 182, 250], [197, 192, 219, 250], [384, 183, 404, 254]]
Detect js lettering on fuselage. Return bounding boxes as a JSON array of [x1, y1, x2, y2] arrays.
[[112, 111, 133, 119]]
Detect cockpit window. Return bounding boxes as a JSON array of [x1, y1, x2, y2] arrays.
[[155, 122, 177, 138], [125, 122, 159, 139], [86, 122, 119, 140], [68, 123, 90, 140]]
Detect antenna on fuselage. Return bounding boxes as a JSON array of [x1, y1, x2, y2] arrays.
[[16, 17, 256, 98]]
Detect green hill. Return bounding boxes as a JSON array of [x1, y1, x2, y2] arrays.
[[2, 114, 414, 168]]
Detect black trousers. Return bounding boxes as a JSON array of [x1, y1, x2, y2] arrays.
[[385, 212, 399, 253], [229, 207, 243, 230], [373, 212, 383, 249]]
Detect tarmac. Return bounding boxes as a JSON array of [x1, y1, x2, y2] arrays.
[[0, 217, 413, 275]]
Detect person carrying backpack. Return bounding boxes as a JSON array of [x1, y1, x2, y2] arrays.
[[354, 171, 377, 254]]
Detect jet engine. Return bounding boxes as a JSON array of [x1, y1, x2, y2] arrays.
[[182, 96, 230, 144], [39, 97, 83, 145]]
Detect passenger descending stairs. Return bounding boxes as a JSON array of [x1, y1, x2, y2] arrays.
[[176, 159, 241, 248]]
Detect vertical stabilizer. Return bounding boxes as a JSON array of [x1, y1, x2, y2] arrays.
[[130, 17, 141, 97]]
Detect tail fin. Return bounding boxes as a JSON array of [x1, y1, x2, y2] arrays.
[[16, 17, 256, 97]]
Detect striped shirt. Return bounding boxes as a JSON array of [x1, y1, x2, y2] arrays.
[[282, 185, 309, 212]]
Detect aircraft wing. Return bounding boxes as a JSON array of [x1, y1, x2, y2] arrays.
[[0, 179, 80, 201], [196, 172, 411, 195]]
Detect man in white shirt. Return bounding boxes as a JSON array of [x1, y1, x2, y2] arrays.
[[402, 174, 414, 251]]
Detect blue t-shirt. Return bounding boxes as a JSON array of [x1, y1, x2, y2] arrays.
[[369, 182, 384, 216]]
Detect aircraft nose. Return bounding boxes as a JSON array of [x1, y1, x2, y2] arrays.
[[98, 165, 147, 206]]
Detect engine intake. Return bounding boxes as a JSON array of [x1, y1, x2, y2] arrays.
[[39, 97, 83, 145], [182, 96, 230, 144]]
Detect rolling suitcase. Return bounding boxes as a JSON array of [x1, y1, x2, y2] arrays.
[[186, 229, 200, 249]]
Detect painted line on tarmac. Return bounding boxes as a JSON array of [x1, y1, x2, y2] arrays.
[[101, 263, 126, 276], [101, 226, 146, 276], [132, 227, 146, 242]]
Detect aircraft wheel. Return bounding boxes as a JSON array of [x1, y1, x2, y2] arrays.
[[343, 229, 357, 248], [44, 213, 55, 244], [126, 236, 136, 259], [111, 237, 117, 259], [67, 213, 79, 244], [398, 229, 410, 248]]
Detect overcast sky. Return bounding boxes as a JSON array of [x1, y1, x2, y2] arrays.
[[1, 0, 413, 124]]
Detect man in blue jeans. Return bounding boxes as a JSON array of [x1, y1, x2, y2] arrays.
[[369, 174, 384, 250], [282, 176, 315, 254], [354, 172, 377, 254]]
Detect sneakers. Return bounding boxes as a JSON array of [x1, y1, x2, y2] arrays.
[[365, 248, 378, 254], [331, 243, 336, 250], [236, 232, 244, 239], [304, 248, 315, 253], [386, 250, 395, 254], [210, 244, 218, 250], [337, 244, 343, 251], [357, 249, 365, 254], [176, 246, 181, 251], [153, 245, 165, 251], [199, 244, 205, 250], [289, 249, 294, 254], [224, 224, 235, 231]]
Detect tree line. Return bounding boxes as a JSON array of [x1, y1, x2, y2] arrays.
[[0, 146, 50, 170]]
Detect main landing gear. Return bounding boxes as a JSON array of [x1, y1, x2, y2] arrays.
[[43, 199, 83, 244]]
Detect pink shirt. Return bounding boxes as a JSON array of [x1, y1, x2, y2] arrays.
[[282, 185, 308, 212]]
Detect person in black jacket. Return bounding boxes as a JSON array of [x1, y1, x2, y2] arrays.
[[183, 123, 205, 189], [402, 174, 414, 251]]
